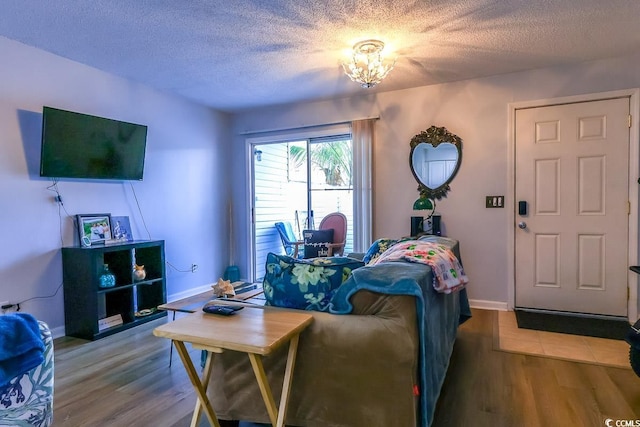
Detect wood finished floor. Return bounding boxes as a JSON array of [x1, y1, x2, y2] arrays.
[[51, 309, 640, 426], [496, 310, 630, 368]]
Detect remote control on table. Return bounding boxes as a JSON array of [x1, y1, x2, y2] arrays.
[[202, 304, 243, 316]]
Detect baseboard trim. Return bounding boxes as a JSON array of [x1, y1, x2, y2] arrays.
[[469, 299, 508, 311], [168, 284, 213, 303], [49, 294, 508, 338], [51, 325, 66, 339]]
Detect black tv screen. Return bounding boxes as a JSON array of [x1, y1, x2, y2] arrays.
[[39, 106, 148, 180]]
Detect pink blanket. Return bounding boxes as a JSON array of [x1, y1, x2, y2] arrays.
[[371, 240, 469, 293]]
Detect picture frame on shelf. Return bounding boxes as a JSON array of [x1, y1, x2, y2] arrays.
[[77, 214, 112, 246], [111, 216, 133, 242]]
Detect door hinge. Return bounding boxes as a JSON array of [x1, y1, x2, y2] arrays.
[[629, 200, 631, 215], [629, 114, 632, 128]]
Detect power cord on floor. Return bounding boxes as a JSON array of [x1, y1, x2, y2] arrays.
[[3, 283, 63, 312], [129, 182, 152, 240], [8, 180, 72, 312], [128, 183, 198, 274], [46, 179, 73, 246], [166, 261, 198, 273]]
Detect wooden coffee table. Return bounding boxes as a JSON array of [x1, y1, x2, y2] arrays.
[[153, 307, 313, 427]]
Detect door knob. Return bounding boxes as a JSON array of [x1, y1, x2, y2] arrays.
[[518, 221, 527, 229]]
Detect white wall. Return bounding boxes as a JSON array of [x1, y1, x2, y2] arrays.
[[231, 52, 640, 308], [0, 36, 231, 336]]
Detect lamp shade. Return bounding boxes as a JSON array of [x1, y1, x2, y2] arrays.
[[413, 196, 434, 210]]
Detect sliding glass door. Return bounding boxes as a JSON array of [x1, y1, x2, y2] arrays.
[[307, 136, 353, 247], [250, 135, 354, 282]]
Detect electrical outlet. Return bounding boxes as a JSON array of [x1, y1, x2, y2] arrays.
[[191, 264, 198, 273]]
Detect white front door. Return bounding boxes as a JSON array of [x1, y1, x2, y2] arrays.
[[515, 97, 630, 316]]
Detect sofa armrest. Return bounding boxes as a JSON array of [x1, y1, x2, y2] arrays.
[[349, 288, 414, 315], [209, 295, 419, 427], [346, 252, 366, 260], [305, 293, 418, 361]]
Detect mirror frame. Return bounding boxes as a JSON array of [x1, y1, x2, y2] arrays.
[[409, 125, 463, 200]]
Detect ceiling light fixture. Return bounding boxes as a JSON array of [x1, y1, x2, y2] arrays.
[[342, 39, 396, 89]]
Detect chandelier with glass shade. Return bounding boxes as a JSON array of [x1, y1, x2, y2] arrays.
[[342, 39, 395, 88]]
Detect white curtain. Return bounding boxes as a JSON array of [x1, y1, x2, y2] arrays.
[[351, 119, 375, 251]]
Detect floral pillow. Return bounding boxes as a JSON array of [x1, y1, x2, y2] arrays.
[[362, 238, 398, 264], [263, 253, 364, 311]]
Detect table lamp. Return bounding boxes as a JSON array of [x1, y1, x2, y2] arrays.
[[411, 194, 436, 236]]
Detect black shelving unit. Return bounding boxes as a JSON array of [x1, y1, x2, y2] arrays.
[[62, 240, 167, 340]]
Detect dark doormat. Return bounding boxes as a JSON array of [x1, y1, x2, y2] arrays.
[[515, 310, 629, 340]]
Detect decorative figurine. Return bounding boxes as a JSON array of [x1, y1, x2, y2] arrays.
[[212, 278, 235, 298], [133, 264, 146, 281]]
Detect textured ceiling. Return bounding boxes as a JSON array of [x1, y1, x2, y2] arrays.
[[1, 0, 640, 112]]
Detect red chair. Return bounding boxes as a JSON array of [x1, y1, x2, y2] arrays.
[[318, 212, 347, 256]]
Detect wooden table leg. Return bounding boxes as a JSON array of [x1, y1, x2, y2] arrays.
[[276, 334, 300, 427], [174, 341, 220, 427], [248, 353, 278, 426], [191, 350, 215, 427], [248, 333, 302, 427], [169, 311, 176, 367]]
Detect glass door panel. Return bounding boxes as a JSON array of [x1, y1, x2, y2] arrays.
[[251, 136, 354, 282], [252, 141, 307, 281], [308, 137, 354, 255]]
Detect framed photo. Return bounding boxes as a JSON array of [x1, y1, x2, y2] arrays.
[[111, 216, 133, 242], [77, 214, 112, 246]]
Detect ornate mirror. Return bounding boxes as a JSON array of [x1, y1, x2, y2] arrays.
[[409, 126, 462, 200]]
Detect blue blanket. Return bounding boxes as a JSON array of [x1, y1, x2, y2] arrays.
[[329, 261, 471, 427], [0, 313, 45, 387]]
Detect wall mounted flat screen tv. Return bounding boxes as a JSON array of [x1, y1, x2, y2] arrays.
[[40, 106, 148, 180]]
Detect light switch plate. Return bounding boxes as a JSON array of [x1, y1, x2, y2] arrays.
[[486, 196, 504, 208]]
